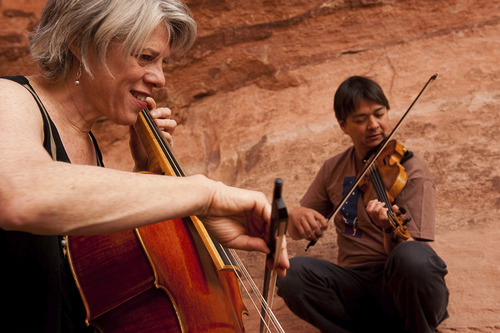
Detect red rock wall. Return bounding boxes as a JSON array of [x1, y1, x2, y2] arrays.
[[0, 0, 44, 75], [2, 1, 500, 331]]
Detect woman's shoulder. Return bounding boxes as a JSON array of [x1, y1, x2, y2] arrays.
[[0, 76, 37, 102], [0, 76, 45, 130]]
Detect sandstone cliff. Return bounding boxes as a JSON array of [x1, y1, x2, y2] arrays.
[[1, 1, 499, 331]]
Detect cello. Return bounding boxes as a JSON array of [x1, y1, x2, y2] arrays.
[[65, 107, 283, 332]]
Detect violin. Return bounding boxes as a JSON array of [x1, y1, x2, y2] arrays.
[[358, 139, 411, 240], [306, 73, 438, 250], [66, 107, 286, 332]]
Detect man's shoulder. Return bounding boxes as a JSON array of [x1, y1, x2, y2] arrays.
[[401, 151, 434, 179], [324, 145, 356, 166]]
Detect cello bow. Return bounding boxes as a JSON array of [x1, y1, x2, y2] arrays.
[[260, 178, 288, 333]]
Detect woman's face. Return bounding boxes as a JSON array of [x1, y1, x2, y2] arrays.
[[82, 24, 171, 125]]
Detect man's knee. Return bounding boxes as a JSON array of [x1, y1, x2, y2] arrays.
[[387, 241, 448, 281], [276, 256, 309, 298]]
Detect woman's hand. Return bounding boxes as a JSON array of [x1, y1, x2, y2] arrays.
[[200, 180, 289, 276], [266, 236, 289, 277], [130, 97, 177, 171]]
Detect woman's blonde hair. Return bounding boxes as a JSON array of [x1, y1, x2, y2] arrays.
[[29, 0, 197, 81]]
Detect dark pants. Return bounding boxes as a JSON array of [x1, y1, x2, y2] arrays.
[[276, 242, 449, 333]]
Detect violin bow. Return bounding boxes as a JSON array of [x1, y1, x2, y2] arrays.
[[260, 178, 288, 333], [306, 73, 438, 251]]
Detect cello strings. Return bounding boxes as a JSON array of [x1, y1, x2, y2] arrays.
[[142, 108, 284, 332], [230, 248, 284, 333], [220, 246, 284, 332], [142, 108, 185, 176], [225, 247, 283, 332]]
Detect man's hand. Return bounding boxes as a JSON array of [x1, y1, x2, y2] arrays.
[[287, 206, 327, 241], [366, 199, 403, 232]]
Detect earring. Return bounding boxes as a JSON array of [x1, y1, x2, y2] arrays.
[[75, 62, 82, 86]]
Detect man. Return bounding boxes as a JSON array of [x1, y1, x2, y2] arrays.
[[276, 76, 449, 332]]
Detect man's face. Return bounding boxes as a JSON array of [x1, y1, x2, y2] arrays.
[[338, 99, 391, 159]]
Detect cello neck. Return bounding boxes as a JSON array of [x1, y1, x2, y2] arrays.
[[134, 108, 185, 177]]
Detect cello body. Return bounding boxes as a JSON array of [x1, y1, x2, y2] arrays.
[[66, 110, 246, 332]]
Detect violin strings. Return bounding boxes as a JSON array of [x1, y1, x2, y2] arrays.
[[369, 167, 398, 226]]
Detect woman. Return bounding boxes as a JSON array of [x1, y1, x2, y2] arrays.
[[0, 0, 288, 332]]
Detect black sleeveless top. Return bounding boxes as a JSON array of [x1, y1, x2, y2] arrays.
[[0, 76, 101, 332]]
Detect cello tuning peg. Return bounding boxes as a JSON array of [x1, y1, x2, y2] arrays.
[[399, 207, 406, 215], [403, 217, 411, 225]]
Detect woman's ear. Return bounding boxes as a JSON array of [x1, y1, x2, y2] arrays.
[[68, 36, 82, 62]]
